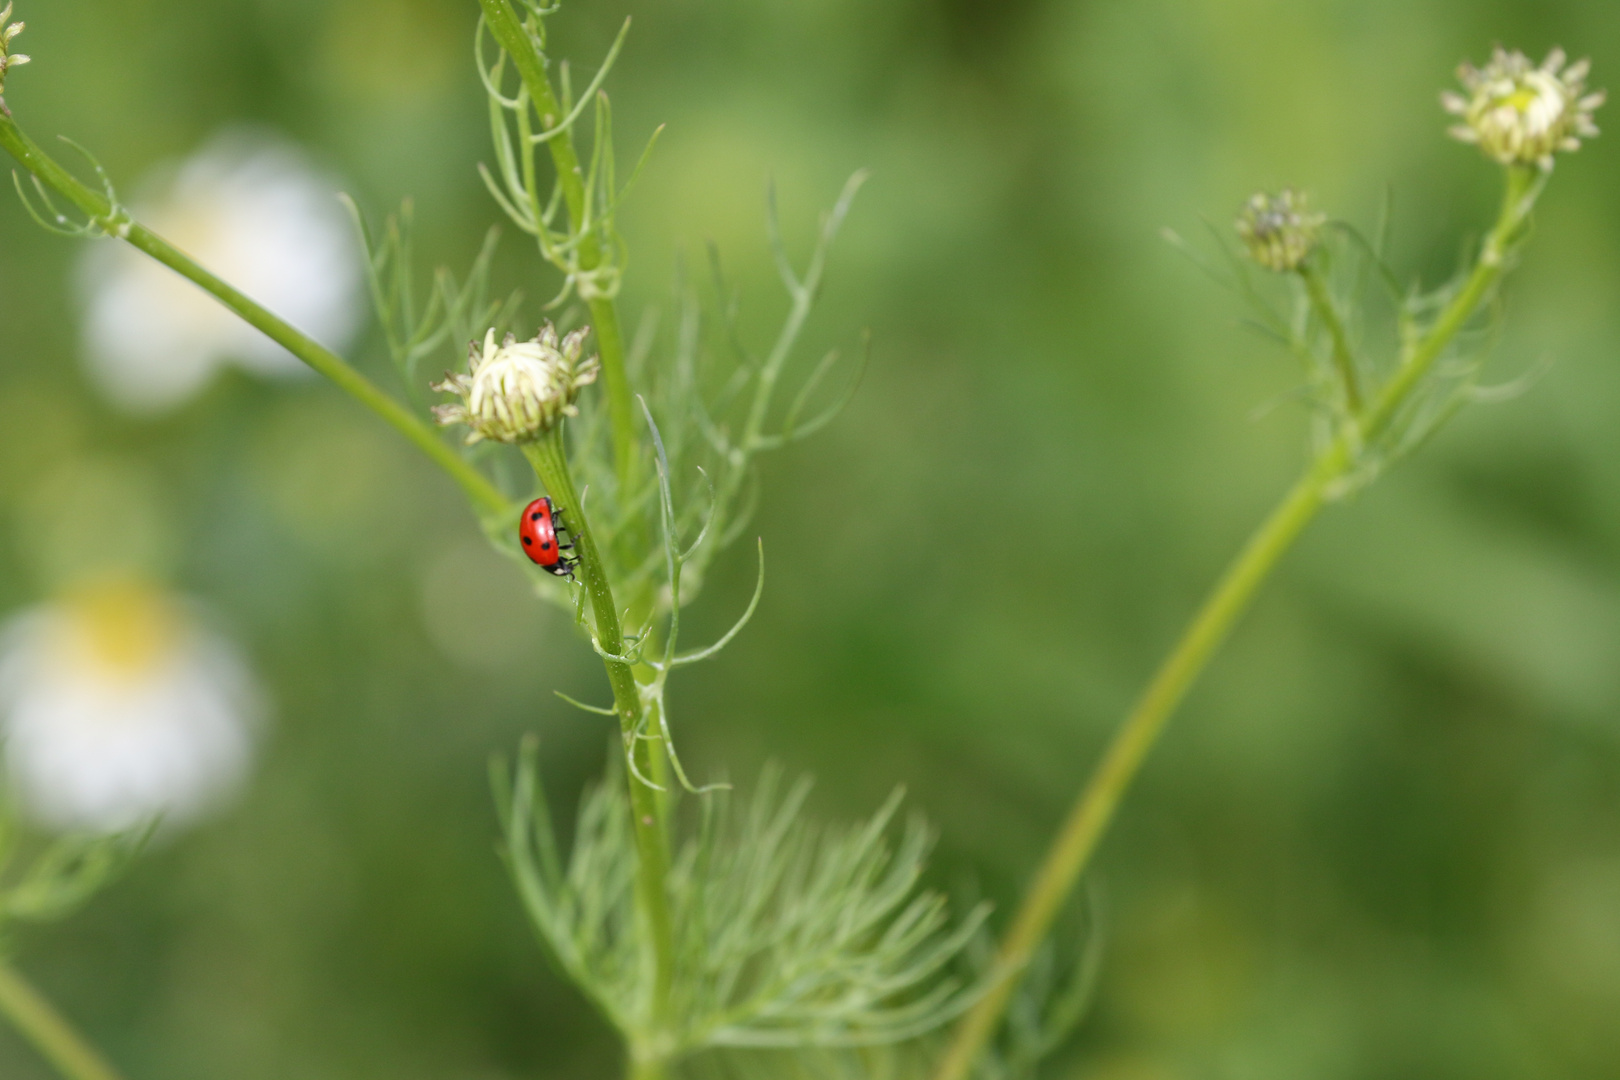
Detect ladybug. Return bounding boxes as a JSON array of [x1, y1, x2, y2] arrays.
[[518, 497, 578, 579]]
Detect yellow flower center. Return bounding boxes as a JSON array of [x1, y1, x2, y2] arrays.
[[1504, 87, 1542, 113], [57, 578, 181, 678]]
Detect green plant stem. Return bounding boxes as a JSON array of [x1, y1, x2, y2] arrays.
[[478, 0, 640, 498], [0, 113, 508, 520], [0, 960, 127, 1080], [931, 450, 1341, 1080], [1360, 165, 1538, 443], [522, 428, 675, 1074], [932, 164, 1540, 1080], [1298, 260, 1362, 414]]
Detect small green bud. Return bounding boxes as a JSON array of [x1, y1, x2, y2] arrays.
[[1235, 189, 1324, 273], [1443, 47, 1604, 171], [433, 324, 600, 445]]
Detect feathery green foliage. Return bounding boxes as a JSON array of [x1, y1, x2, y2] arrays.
[[498, 743, 987, 1065]]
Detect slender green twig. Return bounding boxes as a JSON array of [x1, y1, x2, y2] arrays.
[[1362, 167, 1539, 442], [700, 171, 868, 566], [0, 113, 508, 520], [1298, 259, 1361, 414], [0, 960, 126, 1080], [930, 451, 1341, 1080], [478, 0, 640, 499], [522, 428, 675, 1078], [932, 165, 1540, 1080]]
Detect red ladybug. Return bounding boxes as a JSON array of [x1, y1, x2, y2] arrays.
[[518, 497, 577, 579]]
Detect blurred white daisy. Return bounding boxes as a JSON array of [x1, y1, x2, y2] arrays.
[[79, 128, 362, 413], [0, 579, 263, 833]]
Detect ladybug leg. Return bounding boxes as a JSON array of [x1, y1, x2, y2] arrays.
[[550, 508, 577, 549]]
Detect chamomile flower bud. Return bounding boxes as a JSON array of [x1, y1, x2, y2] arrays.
[[0, 3, 30, 118], [432, 324, 599, 445], [1235, 189, 1325, 273], [1443, 47, 1605, 171]]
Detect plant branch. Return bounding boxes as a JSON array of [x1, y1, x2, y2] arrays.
[[0, 959, 127, 1080], [0, 113, 508, 519], [522, 427, 675, 1073], [1360, 165, 1539, 444], [478, 0, 640, 498], [931, 164, 1542, 1080], [1298, 259, 1361, 414]]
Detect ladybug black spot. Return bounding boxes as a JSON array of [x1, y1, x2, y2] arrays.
[[522, 537, 532, 545], [531, 512, 542, 521], [541, 541, 552, 550]]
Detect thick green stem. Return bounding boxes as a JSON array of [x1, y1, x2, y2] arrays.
[[0, 113, 507, 519], [522, 429, 675, 1043], [932, 166, 1542, 1080], [478, 0, 640, 496], [0, 960, 127, 1080], [1298, 260, 1361, 415]]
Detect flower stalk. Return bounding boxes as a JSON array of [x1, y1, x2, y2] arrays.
[[1297, 260, 1361, 415], [0, 113, 508, 521], [1236, 189, 1363, 415], [477, 0, 641, 499], [0, 959, 127, 1080], [521, 426, 677, 1075], [932, 162, 1545, 1080], [1361, 164, 1540, 440]]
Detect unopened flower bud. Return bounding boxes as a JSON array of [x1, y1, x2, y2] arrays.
[[432, 324, 599, 445], [1235, 189, 1324, 273], [1443, 47, 1604, 171]]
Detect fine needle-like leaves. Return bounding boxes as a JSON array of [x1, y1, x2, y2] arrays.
[[497, 744, 989, 1063]]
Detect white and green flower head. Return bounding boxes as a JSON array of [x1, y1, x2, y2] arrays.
[[433, 324, 600, 445], [1235, 189, 1325, 273], [0, 3, 31, 117], [1443, 47, 1604, 171]]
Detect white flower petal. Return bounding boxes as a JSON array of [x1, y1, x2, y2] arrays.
[[79, 128, 362, 414], [0, 595, 264, 834]]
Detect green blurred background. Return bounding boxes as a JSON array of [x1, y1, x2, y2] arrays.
[[3, 0, 1620, 1077]]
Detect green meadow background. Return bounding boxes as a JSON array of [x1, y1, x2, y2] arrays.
[[3, 0, 1620, 1077]]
